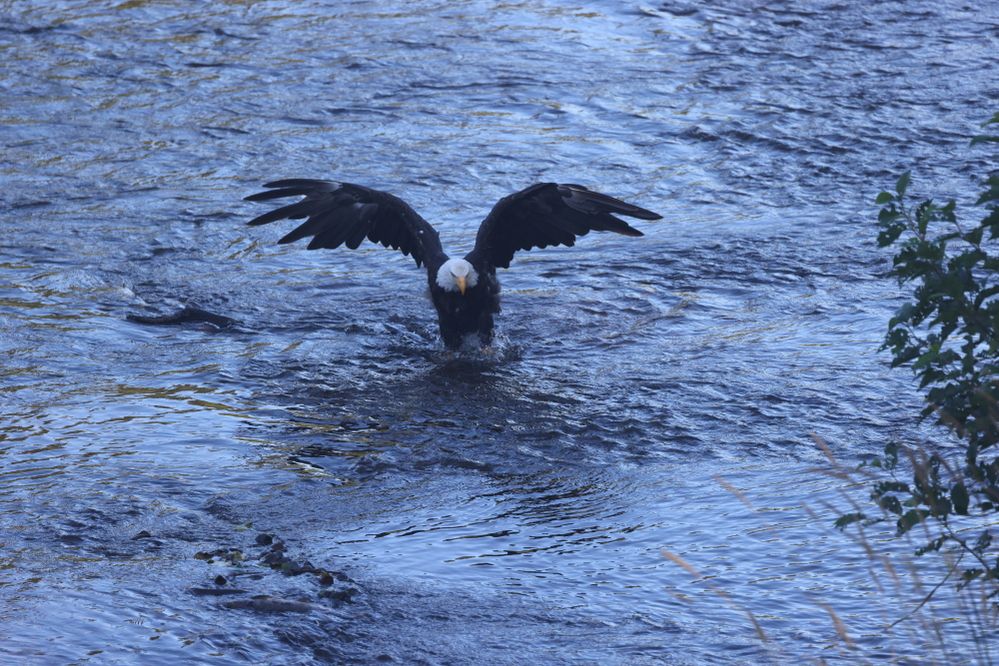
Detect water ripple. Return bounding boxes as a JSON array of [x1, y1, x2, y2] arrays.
[[1, 0, 996, 662]]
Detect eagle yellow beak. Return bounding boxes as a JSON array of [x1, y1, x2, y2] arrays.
[[456, 275, 467, 295]]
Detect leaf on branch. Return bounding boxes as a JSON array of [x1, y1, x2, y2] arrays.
[[916, 535, 950, 555], [883, 441, 900, 470], [964, 226, 984, 247], [897, 508, 928, 535], [874, 480, 911, 495], [896, 172, 911, 197], [878, 223, 906, 247], [834, 512, 867, 530], [878, 207, 901, 225], [951, 482, 970, 515], [890, 303, 916, 326], [879, 494, 903, 515], [973, 530, 992, 556], [975, 175, 999, 205], [959, 568, 984, 587]]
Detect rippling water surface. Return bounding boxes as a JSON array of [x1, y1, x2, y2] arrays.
[[2, 0, 998, 663]]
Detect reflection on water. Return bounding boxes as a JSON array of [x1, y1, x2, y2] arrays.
[[2, 0, 998, 663]]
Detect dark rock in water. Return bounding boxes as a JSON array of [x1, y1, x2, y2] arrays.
[[193, 548, 244, 565], [126, 305, 238, 329], [223, 595, 317, 613], [189, 587, 248, 596], [319, 587, 359, 604], [131, 530, 152, 540], [260, 551, 284, 566], [191, 532, 360, 613], [299, 560, 317, 573], [257, 539, 327, 577], [277, 560, 314, 576]]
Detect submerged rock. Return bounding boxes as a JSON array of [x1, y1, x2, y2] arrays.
[[319, 587, 359, 604], [126, 305, 238, 329], [192, 531, 363, 614], [223, 595, 318, 613], [188, 587, 248, 596]]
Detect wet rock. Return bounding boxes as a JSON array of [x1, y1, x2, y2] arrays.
[[258, 542, 328, 578], [285, 563, 311, 576], [224, 595, 317, 613], [319, 587, 359, 604], [131, 530, 152, 540], [260, 552, 282, 566], [292, 561, 319, 575], [189, 587, 248, 596], [193, 532, 361, 612], [126, 305, 238, 329], [311, 567, 351, 584], [194, 548, 244, 565]]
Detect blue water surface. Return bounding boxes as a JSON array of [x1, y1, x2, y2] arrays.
[[2, 1, 997, 663]]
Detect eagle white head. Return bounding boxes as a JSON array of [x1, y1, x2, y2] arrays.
[[436, 258, 479, 295]]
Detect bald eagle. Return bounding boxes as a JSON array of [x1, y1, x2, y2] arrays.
[[245, 180, 661, 348]]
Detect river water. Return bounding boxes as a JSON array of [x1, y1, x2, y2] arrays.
[[2, 1, 997, 663]]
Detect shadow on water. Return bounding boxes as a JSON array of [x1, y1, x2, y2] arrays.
[[249, 340, 587, 478]]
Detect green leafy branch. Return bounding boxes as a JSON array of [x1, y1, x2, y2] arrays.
[[857, 111, 999, 614]]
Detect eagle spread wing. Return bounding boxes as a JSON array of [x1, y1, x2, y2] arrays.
[[245, 179, 447, 269], [466, 183, 661, 269]]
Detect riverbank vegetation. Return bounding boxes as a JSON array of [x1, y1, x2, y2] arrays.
[[847, 111, 999, 604], [826, 111, 999, 657], [664, 112, 999, 661]]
